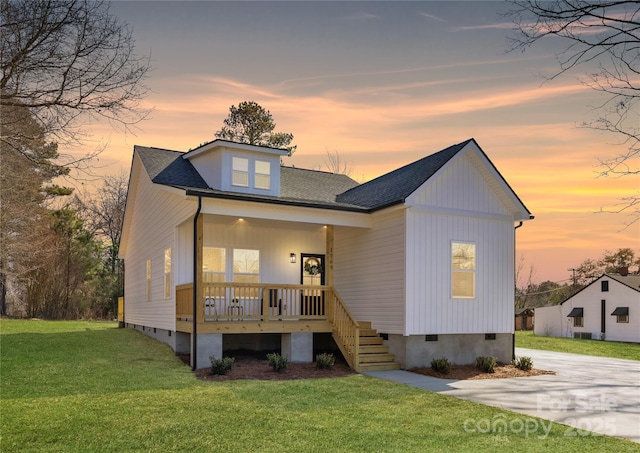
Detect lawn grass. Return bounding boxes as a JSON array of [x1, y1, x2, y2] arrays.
[[516, 330, 640, 361], [2, 320, 639, 452]]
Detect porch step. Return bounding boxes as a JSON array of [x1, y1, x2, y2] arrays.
[[359, 353, 395, 363], [359, 344, 388, 354], [359, 336, 384, 346], [356, 323, 401, 372], [359, 328, 378, 337], [358, 361, 401, 371]]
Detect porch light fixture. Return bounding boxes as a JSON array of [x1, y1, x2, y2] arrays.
[[289, 253, 296, 263]]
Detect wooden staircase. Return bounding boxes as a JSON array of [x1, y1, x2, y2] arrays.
[[356, 322, 401, 371]]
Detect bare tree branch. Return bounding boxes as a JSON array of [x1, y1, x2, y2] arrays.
[[506, 0, 639, 222], [1, 0, 151, 154]]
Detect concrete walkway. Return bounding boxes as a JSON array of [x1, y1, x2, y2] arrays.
[[364, 347, 640, 443]]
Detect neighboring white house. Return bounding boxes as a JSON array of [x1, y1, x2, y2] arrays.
[[534, 272, 640, 343], [119, 138, 532, 370]]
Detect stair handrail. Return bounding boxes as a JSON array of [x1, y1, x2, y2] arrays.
[[328, 287, 360, 371]]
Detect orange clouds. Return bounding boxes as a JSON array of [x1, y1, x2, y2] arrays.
[[77, 69, 638, 284]]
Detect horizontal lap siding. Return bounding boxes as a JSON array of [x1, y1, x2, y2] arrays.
[[406, 152, 515, 335], [202, 217, 326, 285], [334, 210, 405, 334], [123, 159, 196, 331]]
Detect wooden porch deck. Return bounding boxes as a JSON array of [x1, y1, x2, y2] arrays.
[[176, 282, 363, 370]]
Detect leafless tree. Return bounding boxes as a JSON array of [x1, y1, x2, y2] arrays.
[[515, 254, 537, 308], [1, 0, 151, 170], [323, 148, 355, 176], [506, 1, 639, 225], [74, 172, 127, 274]]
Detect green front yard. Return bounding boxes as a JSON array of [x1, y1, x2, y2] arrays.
[[516, 330, 640, 361], [1, 320, 638, 452]]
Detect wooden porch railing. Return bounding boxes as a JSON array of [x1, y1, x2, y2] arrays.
[[117, 297, 124, 322], [175, 282, 361, 370], [326, 287, 360, 371], [176, 282, 328, 322]]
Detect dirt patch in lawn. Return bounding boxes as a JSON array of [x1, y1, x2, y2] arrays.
[[410, 364, 556, 380]]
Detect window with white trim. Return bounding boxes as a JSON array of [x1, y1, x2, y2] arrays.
[[232, 157, 249, 187], [203, 247, 226, 283], [452, 242, 475, 298], [146, 259, 152, 301], [233, 249, 260, 284], [254, 160, 271, 189], [164, 248, 171, 299]]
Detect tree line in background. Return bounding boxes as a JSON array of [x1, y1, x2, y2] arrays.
[[515, 248, 640, 309], [1, 0, 149, 318]]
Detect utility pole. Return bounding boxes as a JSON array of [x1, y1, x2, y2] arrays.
[[567, 268, 577, 292]]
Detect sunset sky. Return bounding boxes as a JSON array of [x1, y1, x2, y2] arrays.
[[84, 1, 638, 285]]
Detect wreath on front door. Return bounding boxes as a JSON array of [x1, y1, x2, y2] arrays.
[[304, 258, 323, 276]]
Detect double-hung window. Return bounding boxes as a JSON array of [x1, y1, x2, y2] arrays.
[[254, 160, 271, 189], [203, 247, 226, 283], [232, 157, 249, 187], [233, 249, 260, 283], [452, 242, 476, 298]]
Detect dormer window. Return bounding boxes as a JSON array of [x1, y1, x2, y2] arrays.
[[255, 160, 271, 190], [232, 157, 249, 187], [183, 140, 285, 196]]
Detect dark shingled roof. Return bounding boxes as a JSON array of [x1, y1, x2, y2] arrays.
[[136, 146, 208, 189], [280, 167, 359, 203], [134, 140, 475, 212], [336, 139, 471, 209]]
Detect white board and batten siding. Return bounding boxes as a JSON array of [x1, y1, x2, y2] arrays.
[[405, 149, 518, 336], [333, 208, 406, 334], [122, 155, 196, 331]]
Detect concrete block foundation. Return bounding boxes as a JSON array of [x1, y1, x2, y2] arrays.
[[281, 332, 313, 363], [385, 333, 513, 369]]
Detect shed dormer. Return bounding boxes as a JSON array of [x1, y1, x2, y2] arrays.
[[183, 140, 288, 196]]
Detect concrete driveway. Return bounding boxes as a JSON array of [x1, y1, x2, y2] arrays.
[[364, 347, 640, 443]]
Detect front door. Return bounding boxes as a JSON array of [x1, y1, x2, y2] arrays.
[[300, 254, 325, 315], [300, 254, 325, 286]]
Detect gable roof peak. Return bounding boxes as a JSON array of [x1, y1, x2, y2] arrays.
[[335, 139, 476, 210]]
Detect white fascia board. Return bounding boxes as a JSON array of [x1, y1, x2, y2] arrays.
[[196, 196, 372, 228], [183, 140, 289, 160]]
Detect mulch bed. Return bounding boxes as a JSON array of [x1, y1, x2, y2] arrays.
[[181, 354, 356, 381], [196, 357, 356, 381], [410, 364, 555, 380], [183, 354, 554, 382]]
